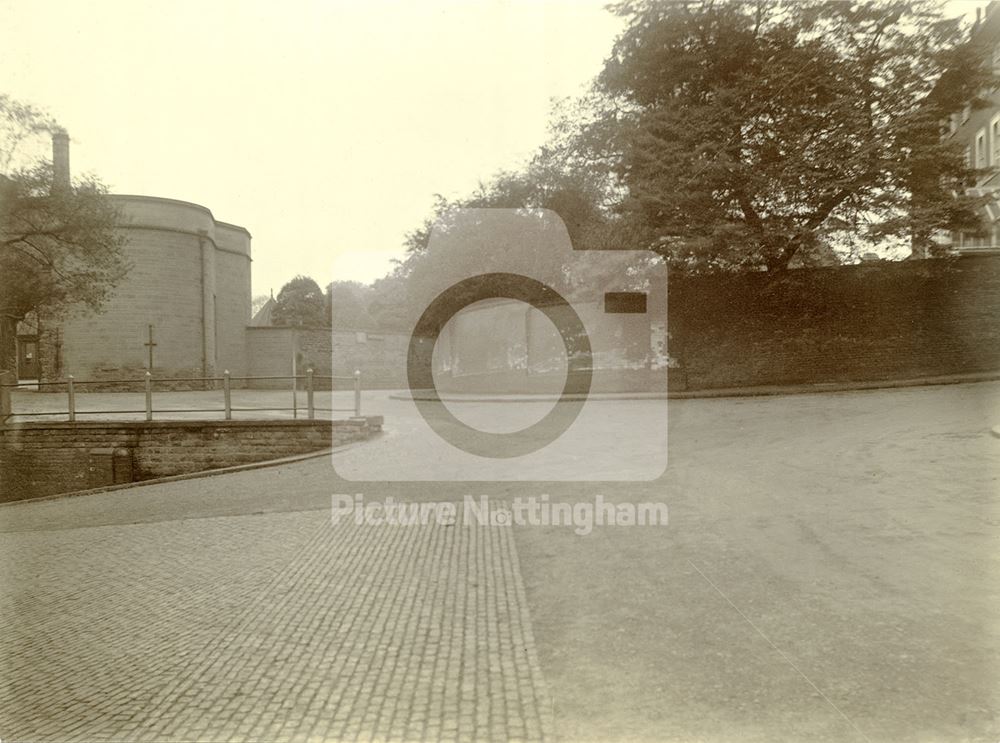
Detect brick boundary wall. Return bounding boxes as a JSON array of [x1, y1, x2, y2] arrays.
[[667, 255, 1000, 390], [394, 254, 1000, 393], [36, 255, 996, 397], [0, 417, 382, 503]]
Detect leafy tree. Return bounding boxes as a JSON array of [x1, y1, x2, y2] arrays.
[[325, 280, 375, 330], [380, 131, 686, 335], [366, 273, 411, 333], [402, 161, 608, 259], [0, 95, 53, 174], [384, 0, 989, 319], [0, 95, 128, 374], [383, 159, 621, 330], [271, 275, 327, 327], [589, 0, 989, 272]]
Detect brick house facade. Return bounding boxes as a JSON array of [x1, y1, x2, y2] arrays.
[[938, 1, 1000, 256]]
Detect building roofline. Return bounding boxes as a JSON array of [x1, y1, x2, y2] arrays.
[[215, 220, 252, 238], [110, 194, 250, 237]]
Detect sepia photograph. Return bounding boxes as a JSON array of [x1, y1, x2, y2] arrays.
[[1, 0, 998, 741]]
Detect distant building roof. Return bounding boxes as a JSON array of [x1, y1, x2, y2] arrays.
[[250, 297, 276, 327]]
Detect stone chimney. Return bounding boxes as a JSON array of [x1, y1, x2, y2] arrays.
[[52, 128, 70, 193]]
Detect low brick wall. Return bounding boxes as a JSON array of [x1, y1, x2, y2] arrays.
[[0, 417, 383, 503]]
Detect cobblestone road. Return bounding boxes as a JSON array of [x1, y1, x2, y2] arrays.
[[3, 382, 998, 742], [0, 506, 553, 742]]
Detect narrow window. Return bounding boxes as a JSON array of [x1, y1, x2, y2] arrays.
[[991, 115, 1000, 164]]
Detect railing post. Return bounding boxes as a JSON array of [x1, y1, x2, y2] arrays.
[[223, 370, 232, 420], [354, 369, 362, 417], [0, 370, 14, 421], [67, 375, 76, 422], [145, 371, 153, 421], [306, 368, 314, 420]]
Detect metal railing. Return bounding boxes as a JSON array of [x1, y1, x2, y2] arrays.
[[1, 369, 363, 423]]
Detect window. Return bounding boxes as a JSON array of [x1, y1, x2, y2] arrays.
[[966, 146, 973, 167], [991, 115, 1000, 164], [976, 128, 988, 168]]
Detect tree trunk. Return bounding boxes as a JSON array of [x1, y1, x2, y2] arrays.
[[764, 240, 798, 272], [0, 315, 18, 376]]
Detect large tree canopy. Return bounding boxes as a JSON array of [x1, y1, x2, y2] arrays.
[[326, 280, 375, 330], [295, 0, 993, 335], [386, 0, 988, 288], [370, 163, 620, 332], [0, 95, 128, 374], [271, 275, 327, 327], [594, 0, 990, 271]]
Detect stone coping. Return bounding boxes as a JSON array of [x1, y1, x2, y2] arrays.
[[1, 416, 383, 432]]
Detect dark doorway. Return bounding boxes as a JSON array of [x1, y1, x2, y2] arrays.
[[17, 336, 40, 380]]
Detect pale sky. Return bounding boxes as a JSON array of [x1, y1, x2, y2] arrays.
[[1, 0, 625, 297]]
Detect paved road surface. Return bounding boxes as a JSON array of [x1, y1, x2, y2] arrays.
[[1, 382, 998, 741]]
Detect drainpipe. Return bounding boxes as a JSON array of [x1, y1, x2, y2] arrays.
[[197, 230, 210, 384]]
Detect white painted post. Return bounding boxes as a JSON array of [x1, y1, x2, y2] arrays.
[[306, 368, 314, 420], [354, 369, 362, 417], [291, 342, 298, 419]]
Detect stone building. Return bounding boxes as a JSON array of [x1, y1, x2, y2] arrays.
[[40, 195, 252, 382], [16, 138, 253, 383]]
